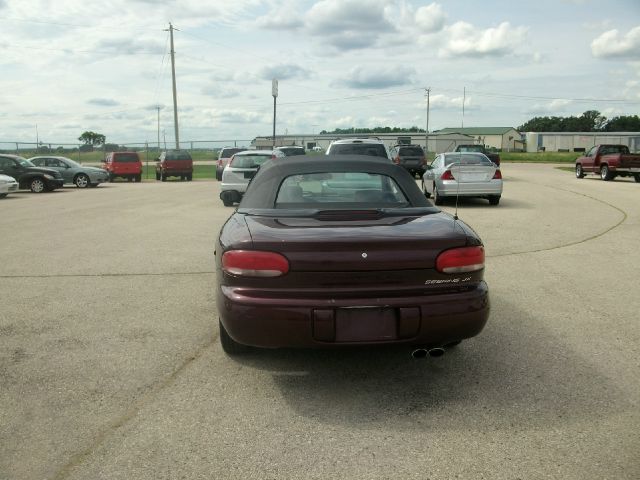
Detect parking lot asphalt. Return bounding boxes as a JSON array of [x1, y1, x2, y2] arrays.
[[1, 164, 638, 480]]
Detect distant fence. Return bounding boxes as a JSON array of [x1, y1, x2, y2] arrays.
[[0, 140, 254, 163]]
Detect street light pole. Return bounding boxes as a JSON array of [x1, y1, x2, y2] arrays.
[[272, 79, 278, 149]]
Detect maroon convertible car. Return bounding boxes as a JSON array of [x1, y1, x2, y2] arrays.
[[215, 155, 490, 356]]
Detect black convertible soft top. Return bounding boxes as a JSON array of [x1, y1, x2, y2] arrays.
[[238, 154, 435, 211]]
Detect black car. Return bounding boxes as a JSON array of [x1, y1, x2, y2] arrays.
[[392, 144, 426, 178], [0, 154, 64, 193]]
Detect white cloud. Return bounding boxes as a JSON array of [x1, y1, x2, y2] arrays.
[[440, 21, 528, 58], [527, 99, 573, 114], [591, 26, 640, 59], [415, 2, 446, 33], [335, 66, 415, 89]]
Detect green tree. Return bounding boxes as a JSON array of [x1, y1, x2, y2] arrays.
[[603, 115, 640, 131], [78, 131, 106, 146]]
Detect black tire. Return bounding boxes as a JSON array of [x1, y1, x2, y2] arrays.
[[108, 174, 115, 182], [216, 171, 222, 181], [634, 174, 640, 183], [600, 165, 614, 181], [161, 173, 167, 182], [187, 173, 193, 181], [135, 174, 142, 183], [30, 177, 46, 193], [219, 320, 250, 354], [74, 173, 90, 188], [421, 179, 431, 198], [575, 164, 585, 179], [155, 171, 161, 181], [0, 193, 7, 198], [433, 184, 444, 205], [221, 192, 234, 207], [488, 195, 500, 205]]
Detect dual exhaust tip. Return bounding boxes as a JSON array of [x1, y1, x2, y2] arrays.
[[411, 347, 446, 359]]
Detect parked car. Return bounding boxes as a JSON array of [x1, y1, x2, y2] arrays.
[[275, 145, 306, 156], [102, 152, 142, 182], [453, 144, 501, 166], [0, 154, 64, 193], [422, 152, 503, 205], [216, 147, 247, 181], [393, 144, 426, 178], [0, 174, 19, 198], [575, 144, 640, 182], [325, 138, 393, 160], [155, 149, 193, 181], [220, 149, 285, 206], [29, 156, 109, 188], [215, 154, 490, 355]]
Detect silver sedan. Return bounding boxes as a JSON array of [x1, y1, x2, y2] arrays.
[[421, 152, 503, 205], [29, 156, 110, 188]]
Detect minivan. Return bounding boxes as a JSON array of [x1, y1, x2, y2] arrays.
[[155, 150, 193, 181], [103, 152, 143, 182]]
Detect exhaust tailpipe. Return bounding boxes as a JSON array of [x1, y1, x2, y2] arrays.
[[427, 347, 445, 358], [411, 348, 428, 359], [411, 347, 446, 359]]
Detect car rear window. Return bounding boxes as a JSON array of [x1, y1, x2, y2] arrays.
[[165, 151, 192, 160], [278, 147, 306, 156], [444, 153, 493, 166], [456, 145, 483, 153], [398, 146, 424, 156], [230, 154, 272, 169], [330, 144, 388, 158], [275, 172, 408, 207], [220, 148, 245, 159], [113, 153, 140, 163]]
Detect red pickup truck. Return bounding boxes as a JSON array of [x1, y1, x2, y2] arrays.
[[575, 144, 640, 182]]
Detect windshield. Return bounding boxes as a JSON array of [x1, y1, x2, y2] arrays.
[[165, 151, 192, 160], [220, 148, 245, 159], [399, 146, 424, 156], [275, 172, 409, 207], [278, 147, 306, 156], [330, 144, 388, 158], [19, 159, 35, 167], [457, 145, 483, 152]]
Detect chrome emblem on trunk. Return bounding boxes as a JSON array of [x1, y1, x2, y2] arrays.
[[361, 253, 368, 258]]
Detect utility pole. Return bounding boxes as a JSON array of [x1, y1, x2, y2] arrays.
[[272, 79, 278, 149], [166, 23, 180, 149], [156, 106, 161, 153], [462, 86, 466, 128], [424, 88, 430, 153]]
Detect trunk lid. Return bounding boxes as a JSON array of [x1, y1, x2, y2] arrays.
[[449, 164, 496, 183], [244, 211, 467, 272]]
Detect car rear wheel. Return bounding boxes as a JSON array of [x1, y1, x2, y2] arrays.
[[575, 164, 585, 178], [186, 173, 193, 181], [421, 179, 431, 198], [221, 191, 234, 207], [30, 178, 46, 193], [135, 174, 141, 183], [0, 193, 7, 198], [219, 320, 250, 354], [634, 174, 640, 183], [433, 184, 444, 205], [74, 173, 89, 188], [161, 173, 166, 182], [600, 165, 614, 181], [488, 195, 500, 205]]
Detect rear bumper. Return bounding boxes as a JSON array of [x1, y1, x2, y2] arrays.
[[439, 180, 502, 197], [218, 281, 490, 348]]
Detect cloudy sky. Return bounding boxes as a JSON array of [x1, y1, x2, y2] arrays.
[[1, 0, 639, 147]]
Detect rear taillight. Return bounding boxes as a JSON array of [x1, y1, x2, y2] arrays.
[[441, 170, 455, 180], [492, 169, 502, 179], [222, 250, 289, 277], [271, 154, 277, 160], [393, 156, 401, 165], [436, 246, 485, 274]]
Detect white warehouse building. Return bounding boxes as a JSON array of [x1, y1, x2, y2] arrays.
[[525, 132, 640, 152]]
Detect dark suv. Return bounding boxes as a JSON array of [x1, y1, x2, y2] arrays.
[[393, 144, 426, 178], [155, 150, 193, 181], [0, 154, 64, 192]]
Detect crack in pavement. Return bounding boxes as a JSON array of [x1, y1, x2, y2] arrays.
[[51, 335, 219, 480]]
